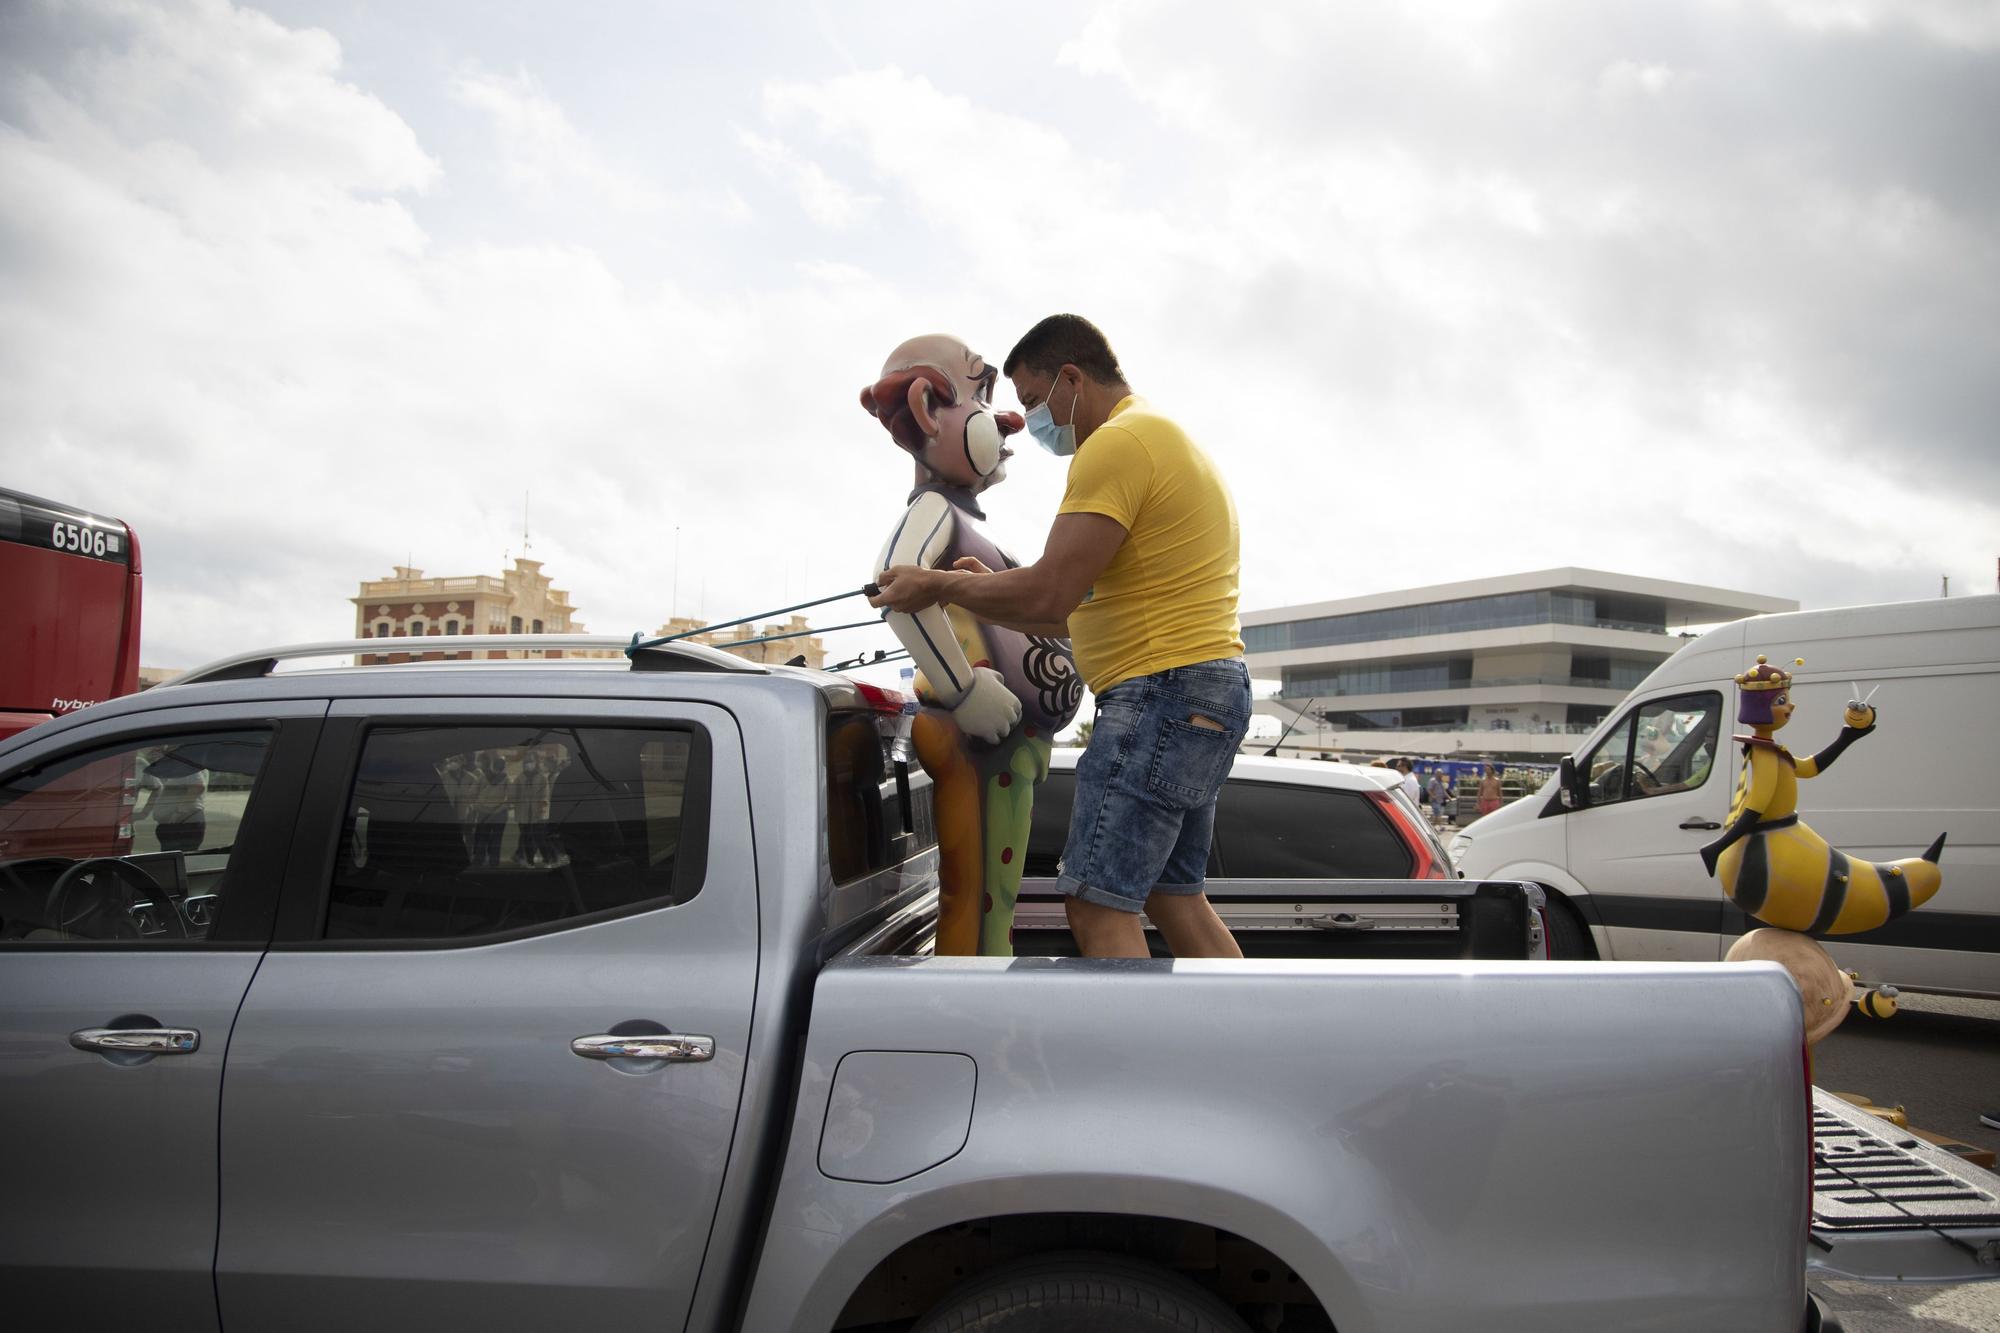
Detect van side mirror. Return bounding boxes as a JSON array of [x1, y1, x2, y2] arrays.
[[1558, 755, 1583, 810]]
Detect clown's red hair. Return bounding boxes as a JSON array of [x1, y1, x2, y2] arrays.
[[859, 365, 956, 454]]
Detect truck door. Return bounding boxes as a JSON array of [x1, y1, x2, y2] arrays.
[[1565, 691, 1732, 959], [0, 703, 321, 1333], [215, 701, 757, 1333]]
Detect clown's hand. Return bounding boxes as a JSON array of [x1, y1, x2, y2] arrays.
[[1700, 808, 1760, 878], [950, 668, 1022, 745]]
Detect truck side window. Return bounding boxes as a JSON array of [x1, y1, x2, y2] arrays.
[[825, 710, 939, 883], [1215, 784, 1409, 879], [0, 731, 270, 943], [1583, 692, 1723, 805], [325, 724, 706, 941]]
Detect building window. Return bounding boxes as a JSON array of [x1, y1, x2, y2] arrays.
[[445, 619, 460, 636], [409, 620, 426, 636], [1247, 589, 1670, 654], [377, 621, 392, 638], [1283, 658, 1473, 698], [532, 619, 544, 634], [510, 616, 523, 634]]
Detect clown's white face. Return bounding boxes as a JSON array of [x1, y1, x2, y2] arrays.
[[877, 334, 1024, 493]]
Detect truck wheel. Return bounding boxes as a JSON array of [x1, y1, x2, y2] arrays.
[[1543, 893, 1597, 959], [911, 1250, 1253, 1333]]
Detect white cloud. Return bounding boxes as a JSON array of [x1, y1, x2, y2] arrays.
[[1598, 59, 1683, 98], [0, 1, 935, 669], [451, 64, 672, 215], [736, 127, 878, 228], [3, 0, 1995, 682], [1767, 0, 2000, 48]]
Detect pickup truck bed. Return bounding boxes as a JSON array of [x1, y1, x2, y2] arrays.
[[1015, 876, 1546, 958], [742, 956, 1816, 1332]]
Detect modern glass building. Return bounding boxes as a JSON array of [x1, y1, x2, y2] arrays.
[[1244, 569, 1796, 760]]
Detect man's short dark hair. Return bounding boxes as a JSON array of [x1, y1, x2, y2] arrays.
[[1004, 313, 1126, 385]]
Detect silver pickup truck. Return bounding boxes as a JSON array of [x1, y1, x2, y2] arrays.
[[2, 636, 1992, 1333]]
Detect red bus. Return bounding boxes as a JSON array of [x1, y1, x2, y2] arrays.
[[1, 487, 144, 744]]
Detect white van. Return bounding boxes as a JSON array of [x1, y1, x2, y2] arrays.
[[1450, 595, 1999, 997]]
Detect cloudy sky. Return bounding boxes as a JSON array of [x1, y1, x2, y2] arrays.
[[4, 0, 1997, 675]]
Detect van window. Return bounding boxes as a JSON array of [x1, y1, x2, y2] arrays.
[[1583, 692, 1722, 805]]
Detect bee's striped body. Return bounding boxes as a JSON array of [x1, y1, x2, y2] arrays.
[[1717, 739, 1942, 935]]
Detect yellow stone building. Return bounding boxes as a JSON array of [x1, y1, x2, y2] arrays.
[[352, 558, 825, 667], [647, 615, 828, 669]]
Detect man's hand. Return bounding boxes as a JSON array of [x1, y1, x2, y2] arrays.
[[869, 565, 950, 614]]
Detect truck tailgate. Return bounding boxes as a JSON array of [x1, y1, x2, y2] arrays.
[[1015, 877, 1544, 958], [1810, 1088, 2000, 1281]]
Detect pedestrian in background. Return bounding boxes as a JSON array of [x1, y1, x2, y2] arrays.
[[1396, 757, 1421, 808], [1476, 763, 1504, 817], [137, 749, 207, 853]]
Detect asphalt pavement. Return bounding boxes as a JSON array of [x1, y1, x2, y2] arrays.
[[1807, 993, 2000, 1333]]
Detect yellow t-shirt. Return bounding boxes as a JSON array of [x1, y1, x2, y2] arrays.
[[1056, 395, 1243, 692]]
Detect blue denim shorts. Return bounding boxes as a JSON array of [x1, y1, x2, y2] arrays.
[[1057, 657, 1252, 913]]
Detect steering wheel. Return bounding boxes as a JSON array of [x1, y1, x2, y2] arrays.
[[44, 857, 188, 942], [1631, 760, 1662, 791], [0, 855, 75, 899], [0, 857, 76, 939]]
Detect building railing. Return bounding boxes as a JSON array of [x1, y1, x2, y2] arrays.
[[1246, 612, 1670, 654], [1279, 674, 1646, 699], [356, 575, 505, 597], [1264, 716, 1604, 737]]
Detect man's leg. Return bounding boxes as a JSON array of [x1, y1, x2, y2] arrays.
[[1143, 775, 1241, 959], [1144, 891, 1243, 959], [1052, 683, 1162, 957], [1065, 895, 1151, 958]]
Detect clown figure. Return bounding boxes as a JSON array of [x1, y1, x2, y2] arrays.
[[861, 335, 1083, 955]]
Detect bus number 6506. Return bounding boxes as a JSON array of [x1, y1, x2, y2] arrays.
[[50, 521, 112, 558]]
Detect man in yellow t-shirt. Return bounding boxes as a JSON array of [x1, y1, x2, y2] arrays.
[[870, 314, 1249, 959]]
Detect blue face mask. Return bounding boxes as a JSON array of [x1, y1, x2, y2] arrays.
[[1023, 375, 1078, 457]]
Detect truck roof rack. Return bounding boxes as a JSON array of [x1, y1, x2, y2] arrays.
[[166, 635, 769, 688]]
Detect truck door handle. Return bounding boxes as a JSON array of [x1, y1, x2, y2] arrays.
[[70, 1027, 200, 1055], [1679, 818, 1722, 831], [571, 1033, 714, 1063]]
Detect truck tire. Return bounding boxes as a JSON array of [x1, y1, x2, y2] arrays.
[[1543, 892, 1597, 959], [910, 1250, 1253, 1333]]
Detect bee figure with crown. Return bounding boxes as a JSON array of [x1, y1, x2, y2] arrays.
[[1703, 655, 1946, 1042]]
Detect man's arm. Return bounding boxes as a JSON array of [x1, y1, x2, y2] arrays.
[[937, 558, 1067, 637], [870, 511, 1127, 631]]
